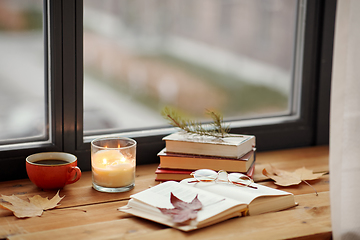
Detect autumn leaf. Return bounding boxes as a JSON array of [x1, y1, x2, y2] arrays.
[[158, 192, 202, 224], [0, 190, 64, 218], [262, 166, 327, 195], [262, 166, 326, 186]]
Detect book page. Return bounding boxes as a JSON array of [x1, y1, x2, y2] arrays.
[[126, 181, 247, 223], [180, 178, 292, 204]]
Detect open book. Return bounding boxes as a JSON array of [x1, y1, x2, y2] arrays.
[[119, 180, 296, 231]]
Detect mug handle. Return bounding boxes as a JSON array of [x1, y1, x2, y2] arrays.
[[66, 166, 82, 185]]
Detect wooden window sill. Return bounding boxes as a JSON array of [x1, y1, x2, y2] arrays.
[[0, 146, 330, 240]]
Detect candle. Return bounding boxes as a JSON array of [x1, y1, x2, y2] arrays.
[[91, 137, 136, 192], [92, 149, 135, 188]]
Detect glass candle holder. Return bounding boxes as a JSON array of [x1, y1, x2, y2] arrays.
[[91, 137, 136, 193]]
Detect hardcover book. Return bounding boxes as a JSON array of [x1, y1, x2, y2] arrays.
[[155, 161, 255, 182], [162, 131, 256, 159], [119, 180, 296, 231], [157, 148, 255, 172]]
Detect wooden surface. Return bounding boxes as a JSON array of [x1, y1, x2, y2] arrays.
[[0, 146, 331, 240]]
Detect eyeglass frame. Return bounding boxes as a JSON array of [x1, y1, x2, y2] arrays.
[[190, 169, 257, 189]]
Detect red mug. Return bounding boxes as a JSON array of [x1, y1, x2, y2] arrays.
[[26, 152, 81, 190]]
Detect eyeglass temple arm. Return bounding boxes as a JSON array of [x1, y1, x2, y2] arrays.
[[232, 181, 258, 189]]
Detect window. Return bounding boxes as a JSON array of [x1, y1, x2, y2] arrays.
[[0, 0, 47, 145], [0, 0, 63, 181], [0, 0, 335, 181], [83, 1, 298, 135]]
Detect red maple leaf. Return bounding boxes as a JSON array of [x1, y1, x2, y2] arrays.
[[158, 192, 202, 224]]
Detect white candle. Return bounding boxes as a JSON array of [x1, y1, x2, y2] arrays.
[[92, 149, 135, 188]]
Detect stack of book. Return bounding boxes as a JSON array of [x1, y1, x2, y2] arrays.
[[156, 131, 256, 181]]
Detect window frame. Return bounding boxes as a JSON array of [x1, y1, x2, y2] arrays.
[[0, 0, 336, 181]]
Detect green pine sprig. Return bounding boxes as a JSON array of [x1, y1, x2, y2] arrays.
[[161, 107, 230, 138]]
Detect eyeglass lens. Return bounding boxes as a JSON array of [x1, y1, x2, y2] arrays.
[[192, 169, 218, 181], [228, 173, 253, 185]]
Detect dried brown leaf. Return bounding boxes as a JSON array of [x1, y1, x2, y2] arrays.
[[0, 190, 64, 218], [262, 166, 326, 186], [158, 192, 202, 224]]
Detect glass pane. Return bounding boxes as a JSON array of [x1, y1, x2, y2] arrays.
[[0, 0, 46, 143], [84, 0, 298, 135]]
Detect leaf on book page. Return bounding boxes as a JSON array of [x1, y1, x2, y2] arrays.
[[0, 190, 64, 218], [158, 192, 202, 224], [262, 166, 326, 186]]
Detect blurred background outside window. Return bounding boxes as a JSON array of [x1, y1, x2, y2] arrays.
[[0, 0, 45, 143], [83, 0, 299, 136], [0, 0, 300, 143]]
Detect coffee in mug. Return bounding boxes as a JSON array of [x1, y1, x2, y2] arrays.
[[26, 152, 81, 190]]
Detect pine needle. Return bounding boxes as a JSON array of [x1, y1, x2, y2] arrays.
[[161, 107, 230, 138]]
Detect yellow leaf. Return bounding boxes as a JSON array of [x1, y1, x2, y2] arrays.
[[0, 191, 64, 218], [29, 192, 63, 210], [262, 166, 327, 187]]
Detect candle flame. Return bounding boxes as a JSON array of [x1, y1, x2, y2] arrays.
[[102, 158, 107, 165], [118, 144, 121, 148]]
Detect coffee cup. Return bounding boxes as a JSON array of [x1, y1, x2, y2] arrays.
[[26, 152, 81, 190]]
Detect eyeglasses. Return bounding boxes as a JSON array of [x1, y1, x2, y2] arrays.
[[190, 169, 257, 189]]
